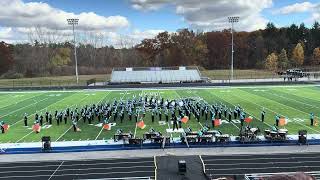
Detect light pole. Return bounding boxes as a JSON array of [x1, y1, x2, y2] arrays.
[[67, 18, 79, 84], [228, 16, 239, 80]]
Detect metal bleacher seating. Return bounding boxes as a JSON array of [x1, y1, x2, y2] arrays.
[[111, 66, 202, 83]]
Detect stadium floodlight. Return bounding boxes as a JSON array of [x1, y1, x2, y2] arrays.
[[67, 18, 79, 84], [228, 16, 239, 80]]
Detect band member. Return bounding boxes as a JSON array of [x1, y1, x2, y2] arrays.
[[172, 116, 179, 131], [128, 111, 132, 121], [275, 115, 280, 127], [211, 116, 215, 128], [178, 116, 182, 128], [54, 110, 58, 119], [45, 112, 49, 123], [64, 113, 68, 124], [40, 115, 43, 126], [56, 114, 60, 126], [240, 112, 244, 127], [24, 113, 28, 126], [72, 119, 77, 132], [228, 110, 232, 122], [310, 112, 314, 126], [165, 109, 169, 122], [261, 110, 265, 122], [0, 121, 5, 134], [218, 110, 222, 119], [134, 112, 138, 122], [49, 113, 52, 124]]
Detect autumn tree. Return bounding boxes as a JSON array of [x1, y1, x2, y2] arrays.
[[50, 48, 71, 67], [312, 47, 320, 65], [291, 43, 304, 67], [265, 52, 278, 71], [0, 41, 14, 75], [278, 49, 289, 70]]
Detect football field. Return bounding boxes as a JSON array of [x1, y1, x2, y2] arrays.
[[0, 85, 319, 143]]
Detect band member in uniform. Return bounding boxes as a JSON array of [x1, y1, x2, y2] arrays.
[[64, 113, 68, 124], [72, 119, 77, 132], [275, 115, 280, 127], [178, 116, 182, 128], [261, 110, 265, 122], [0, 121, 5, 134], [40, 115, 43, 126], [49, 113, 52, 124], [24, 113, 28, 126], [45, 112, 49, 123], [56, 113, 60, 126], [211, 116, 215, 128], [134, 112, 138, 122], [310, 112, 314, 126], [172, 116, 179, 131], [165, 109, 169, 122], [240, 112, 244, 127], [228, 110, 232, 122]]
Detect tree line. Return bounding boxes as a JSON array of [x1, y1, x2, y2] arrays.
[[0, 22, 320, 78]]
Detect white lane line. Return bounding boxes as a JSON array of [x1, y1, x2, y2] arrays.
[[48, 161, 64, 180], [207, 165, 320, 171], [154, 156, 157, 180], [0, 165, 155, 174], [0, 171, 155, 179], [204, 160, 320, 166], [0, 160, 154, 166]]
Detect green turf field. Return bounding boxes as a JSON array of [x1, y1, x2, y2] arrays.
[[0, 85, 319, 143]]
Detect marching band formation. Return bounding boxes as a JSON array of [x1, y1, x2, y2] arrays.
[[0, 93, 318, 145]]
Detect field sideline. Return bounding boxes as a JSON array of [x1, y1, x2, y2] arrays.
[[0, 85, 319, 144]]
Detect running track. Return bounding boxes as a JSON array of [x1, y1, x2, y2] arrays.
[[0, 157, 155, 180], [202, 152, 320, 179]]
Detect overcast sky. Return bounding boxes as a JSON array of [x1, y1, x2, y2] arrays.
[[0, 0, 319, 46]]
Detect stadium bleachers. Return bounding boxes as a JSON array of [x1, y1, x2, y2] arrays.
[[111, 66, 202, 83]]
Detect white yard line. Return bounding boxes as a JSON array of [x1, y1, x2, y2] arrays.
[[15, 131, 34, 143], [0, 93, 43, 110], [234, 93, 320, 133], [48, 161, 64, 180], [55, 125, 73, 142], [134, 123, 138, 138], [11, 95, 75, 127], [15, 93, 91, 143], [2, 97, 49, 118], [95, 126, 104, 140], [265, 91, 320, 109], [57, 91, 110, 142], [207, 91, 272, 128]]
